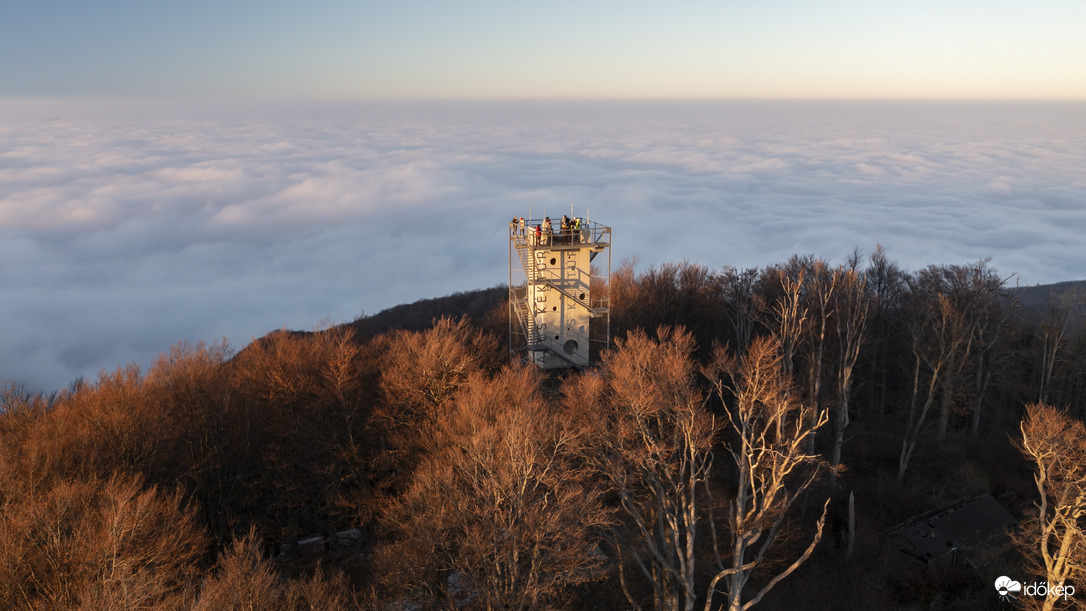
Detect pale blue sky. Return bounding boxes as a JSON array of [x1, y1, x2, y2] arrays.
[[2, 1, 1083, 99]]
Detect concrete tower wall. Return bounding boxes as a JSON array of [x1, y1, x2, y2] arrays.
[[529, 246, 590, 369], [508, 216, 610, 370]]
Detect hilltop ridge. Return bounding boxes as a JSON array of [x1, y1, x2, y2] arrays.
[[3, 256, 1085, 610]]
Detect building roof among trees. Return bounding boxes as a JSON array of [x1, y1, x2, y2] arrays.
[[887, 493, 1017, 567]]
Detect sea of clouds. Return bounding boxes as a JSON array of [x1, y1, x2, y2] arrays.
[[2, 99, 1084, 392]]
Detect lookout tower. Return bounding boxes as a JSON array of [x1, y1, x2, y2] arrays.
[[509, 211, 611, 369]]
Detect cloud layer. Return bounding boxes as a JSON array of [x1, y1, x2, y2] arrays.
[[2, 100, 1084, 392]]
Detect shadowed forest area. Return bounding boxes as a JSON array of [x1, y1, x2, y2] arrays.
[[2, 248, 1085, 610]]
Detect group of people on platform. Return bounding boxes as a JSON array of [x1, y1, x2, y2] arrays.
[[510, 214, 587, 246]]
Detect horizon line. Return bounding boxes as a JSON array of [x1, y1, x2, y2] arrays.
[[3, 95, 1086, 104]]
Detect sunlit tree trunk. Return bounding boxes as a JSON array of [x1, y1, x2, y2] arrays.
[[703, 336, 829, 611], [1016, 404, 1086, 611], [769, 266, 808, 382], [585, 327, 714, 611]]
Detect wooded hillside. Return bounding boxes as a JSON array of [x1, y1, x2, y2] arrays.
[[2, 249, 1083, 610]]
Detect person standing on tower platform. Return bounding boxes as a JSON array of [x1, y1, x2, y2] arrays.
[[543, 217, 552, 245]]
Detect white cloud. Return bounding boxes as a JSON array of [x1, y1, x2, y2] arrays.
[[1, 100, 1084, 392]]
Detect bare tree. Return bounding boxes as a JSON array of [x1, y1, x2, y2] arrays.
[[895, 263, 1009, 481], [764, 263, 808, 382], [703, 336, 830, 611], [584, 327, 714, 611], [374, 316, 500, 472], [317, 324, 364, 445], [897, 291, 960, 483], [830, 266, 867, 486], [1036, 295, 1073, 406], [969, 282, 1014, 439], [931, 270, 976, 444], [863, 245, 907, 420], [378, 316, 500, 428], [194, 527, 354, 611], [376, 364, 609, 609], [0, 474, 207, 609], [1015, 403, 1086, 611], [930, 262, 1005, 442], [227, 326, 371, 546], [802, 260, 836, 454], [722, 267, 763, 358]]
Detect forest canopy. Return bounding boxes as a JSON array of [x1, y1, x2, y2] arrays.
[[1, 249, 1084, 609]]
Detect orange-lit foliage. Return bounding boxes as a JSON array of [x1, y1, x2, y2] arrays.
[[193, 527, 353, 611], [1015, 404, 1086, 611], [0, 474, 207, 609], [378, 316, 501, 423], [704, 335, 829, 611], [228, 325, 375, 541], [569, 326, 715, 610], [373, 364, 609, 609], [1, 364, 153, 497], [142, 340, 248, 543], [3, 260, 1085, 609], [373, 316, 501, 488], [0, 342, 233, 520]]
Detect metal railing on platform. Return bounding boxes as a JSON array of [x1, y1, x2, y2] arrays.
[[508, 216, 611, 370], [509, 218, 610, 248]]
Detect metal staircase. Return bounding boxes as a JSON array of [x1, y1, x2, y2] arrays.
[[512, 235, 608, 318], [509, 217, 610, 370], [510, 284, 582, 366], [510, 285, 540, 347]]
